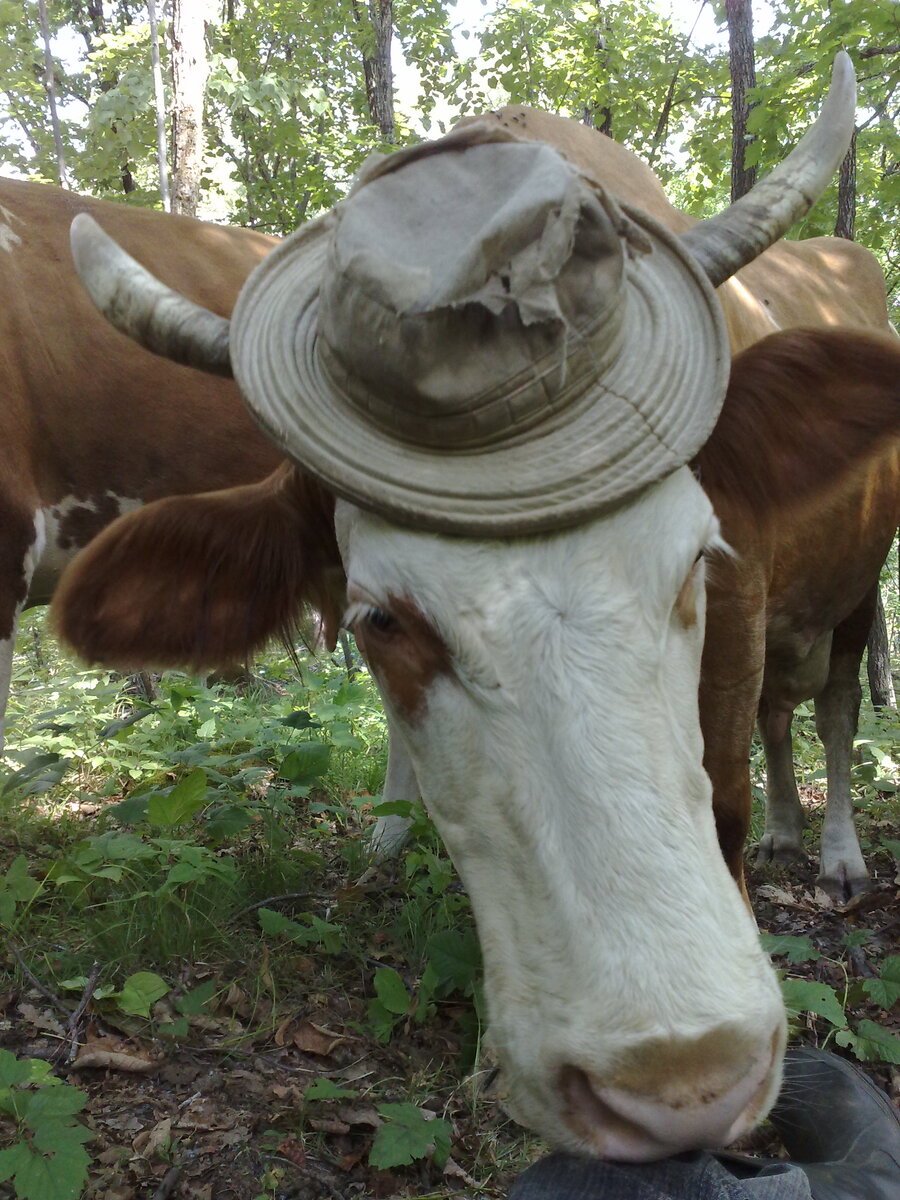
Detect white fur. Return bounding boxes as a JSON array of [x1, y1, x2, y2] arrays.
[[337, 467, 785, 1157]]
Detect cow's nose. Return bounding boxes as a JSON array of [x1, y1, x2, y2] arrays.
[[558, 1041, 777, 1161]]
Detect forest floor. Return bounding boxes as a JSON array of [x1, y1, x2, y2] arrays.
[[1, 630, 898, 1199]]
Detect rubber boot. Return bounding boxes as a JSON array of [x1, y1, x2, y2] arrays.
[[767, 1047, 900, 1200]]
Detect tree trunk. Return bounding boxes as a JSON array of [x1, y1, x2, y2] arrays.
[[726, 0, 757, 202], [170, 0, 208, 216], [37, 0, 69, 188], [354, 0, 395, 143], [834, 128, 857, 240], [147, 0, 171, 211], [867, 588, 896, 709]]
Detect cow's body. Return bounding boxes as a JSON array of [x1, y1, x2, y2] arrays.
[[0, 179, 281, 750], [52, 92, 900, 1160], [369, 108, 898, 896]]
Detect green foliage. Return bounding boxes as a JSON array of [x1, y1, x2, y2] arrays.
[[775, 953, 900, 1065], [0, 1050, 92, 1200], [369, 1102, 451, 1170], [257, 906, 345, 955], [758, 933, 820, 964], [0, 856, 41, 926]]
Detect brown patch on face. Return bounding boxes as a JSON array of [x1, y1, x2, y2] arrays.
[[674, 568, 698, 629], [353, 593, 452, 722]]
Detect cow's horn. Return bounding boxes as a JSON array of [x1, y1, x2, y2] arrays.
[[682, 52, 856, 288], [70, 212, 233, 377]]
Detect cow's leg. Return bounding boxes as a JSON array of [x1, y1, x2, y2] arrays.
[[814, 592, 875, 901], [756, 699, 807, 865], [368, 724, 419, 857], [0, 505, 44, 756]]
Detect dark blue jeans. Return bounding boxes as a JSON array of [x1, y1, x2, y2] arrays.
[[509, 1153, 813, 1200]]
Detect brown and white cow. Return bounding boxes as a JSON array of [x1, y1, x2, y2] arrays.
[[52, 58, 900, 1160], [0, 179, 281, 752]]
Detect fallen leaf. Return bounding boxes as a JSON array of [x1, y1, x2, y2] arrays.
[[309, 1116, 351, 1134], [17, 1001, 66, 1037], [444, 1156, 480, 1186], [276, 1136, 306, 1166], [132, 1117, 172, 1159], [336, 1104, 382, 1128], [292, 1019, 344, 1056], [71, 1037, 157, 1073]]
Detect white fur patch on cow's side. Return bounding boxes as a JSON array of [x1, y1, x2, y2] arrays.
[[0, 203, 23, 254], [27, 492, 141, 605]]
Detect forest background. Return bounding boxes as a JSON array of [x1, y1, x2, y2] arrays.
[[4, 0, 899, 673], [1, 4, 899, 1198]]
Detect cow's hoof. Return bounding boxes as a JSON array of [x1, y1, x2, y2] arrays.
[[816, 863, 870, 904], [756, 833, 804, 866], [367, 814, 412, 860]]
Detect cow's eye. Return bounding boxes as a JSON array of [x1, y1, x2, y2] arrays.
[[361, 607, 399, 636]]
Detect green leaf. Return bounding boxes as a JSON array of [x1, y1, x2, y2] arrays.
[[278, 742, 331, 784], [426, 929, 481, 993], [113, 971, 169, 1017], [759, 933, 821, 963], [175, 980, 217, 1016], [780, 978, 847, 1028], [836, 1020, 900, 1064], [304, 1078, 357, 1101], [882, 838, 900, 859], [279, 709, 321, 730], [369, 1103, 451, 1169], [106, 794, 151, 824], [147, 769, 208, 827], [23, 1086, 88, 1121], [0, 1049, 38, 1088], [861, 957, 900, 1011], [367, 998, 398, 1043], [373, 967, 410, 1015]]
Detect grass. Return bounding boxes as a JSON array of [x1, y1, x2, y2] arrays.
[[1, 606, 898, 1197]]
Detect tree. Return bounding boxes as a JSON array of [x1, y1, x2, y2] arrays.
[[147, 0, 170, 209], [725, 0, 757, 201], [37, 0, 68, 187], [354, 0, 395, 142], [867, 589, 896, 710], [170, 0, 207, 216]]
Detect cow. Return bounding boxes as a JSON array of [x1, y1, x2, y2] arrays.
[[51, 55, 900, 1160], [0, 179, 282, 754]]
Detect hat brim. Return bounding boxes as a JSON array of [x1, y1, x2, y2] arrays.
[[230, 205, 728, 536]]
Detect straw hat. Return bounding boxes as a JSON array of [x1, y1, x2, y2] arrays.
[[230, 121, 729, 536]]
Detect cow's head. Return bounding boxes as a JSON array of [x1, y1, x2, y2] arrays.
[[57, 57, 857, 1159]]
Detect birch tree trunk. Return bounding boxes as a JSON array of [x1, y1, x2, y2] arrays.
[[147, 0, 171, 211], [37, 0, 68, 188], [354, 0, 395, 143], [170, 0, 209, 217], [867, 588, 896, 709], [725, 0, 757, 202]]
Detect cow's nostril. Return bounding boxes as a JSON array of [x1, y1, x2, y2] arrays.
[[558, 1047, 776, 1162]]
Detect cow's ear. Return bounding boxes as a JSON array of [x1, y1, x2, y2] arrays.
[[52, 463, 343, 670], [695, 328, 900, 520]]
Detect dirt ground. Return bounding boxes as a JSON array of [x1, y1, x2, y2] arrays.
[[2, 788, 898, 1199]]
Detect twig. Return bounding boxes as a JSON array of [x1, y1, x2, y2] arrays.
[[149, 1166, 181, 1200], [234, 892, 312, 918], [8, 944, 69, 1016], [58, 961, 101, 1064]]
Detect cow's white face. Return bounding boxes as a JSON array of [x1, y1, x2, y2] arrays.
[[336, 466, 785, 1161]]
